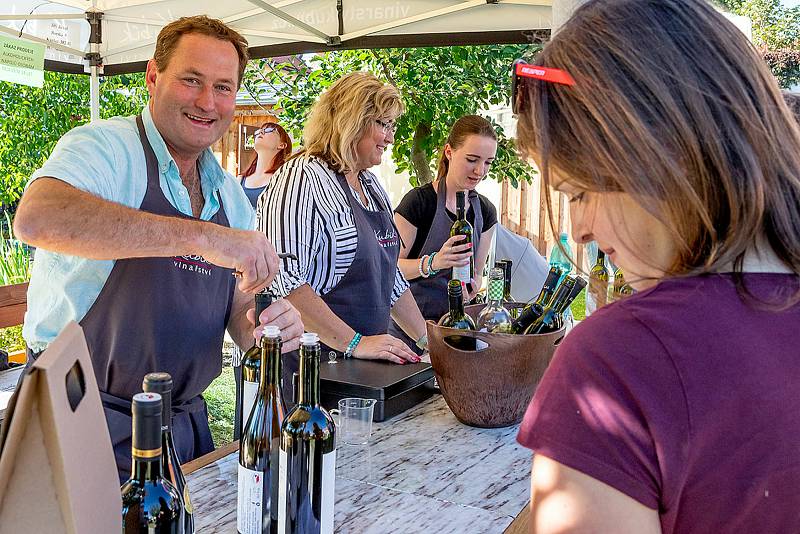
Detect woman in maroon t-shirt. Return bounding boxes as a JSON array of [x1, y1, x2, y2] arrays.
[[513, 1, 800, 532]]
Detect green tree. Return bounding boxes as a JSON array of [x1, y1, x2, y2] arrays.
[[716, 0, 800, 87], [243, 44, 541, 187], [0, 72, 147, 208]]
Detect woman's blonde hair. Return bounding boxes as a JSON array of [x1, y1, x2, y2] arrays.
[[302, 72, 403, 173], [516, 0, 800, 288]]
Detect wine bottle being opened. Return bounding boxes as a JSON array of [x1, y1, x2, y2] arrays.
[[278, 333, 336, 534], [241, 291, 274, 436], [121, 392, 183, 534], [238, 326, 286, 534], [450, 190, 474, 284], [143, 372, 193, 533]]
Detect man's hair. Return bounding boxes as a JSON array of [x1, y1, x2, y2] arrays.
[[154, 15, 249, 87], [302, 72, 404, 173], [516, 0, 800, 286]]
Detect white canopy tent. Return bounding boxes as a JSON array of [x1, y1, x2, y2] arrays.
[[0, 0, 554, 121]]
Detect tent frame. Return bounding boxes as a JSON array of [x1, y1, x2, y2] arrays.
[[1, 0, 551, 120]]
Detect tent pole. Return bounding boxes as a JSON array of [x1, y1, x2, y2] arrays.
[[85, 10, 103, 123], [90, 66, 100, 122]]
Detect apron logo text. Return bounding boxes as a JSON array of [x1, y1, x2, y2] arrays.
[[375, 228, 399, 249], [173, 255, 213, 276]]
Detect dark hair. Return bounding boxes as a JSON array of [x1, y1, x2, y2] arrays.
[[515, 0, 800, 287], [241, 121, 292, 177], [436, 115, 497, 181], [783, 91, 800, 122], [154, 15, 249, 87]]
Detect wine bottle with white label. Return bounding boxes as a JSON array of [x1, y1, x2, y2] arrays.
[[278, 333, 336, 534], [143, 373, 193, 533], [238, 326, 285, 534], [450, 190, 474, 284], [121, 393, 183, 534], [240, 291, 274, 437]]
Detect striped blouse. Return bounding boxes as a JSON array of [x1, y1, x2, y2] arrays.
[[256, 154, 410, 306]]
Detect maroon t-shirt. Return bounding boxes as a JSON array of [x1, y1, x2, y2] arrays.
[[518, 273, 800, 533]]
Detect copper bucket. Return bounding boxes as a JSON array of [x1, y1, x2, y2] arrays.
[[425, 303, 565, 428]]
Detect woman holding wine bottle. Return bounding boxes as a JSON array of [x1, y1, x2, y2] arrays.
[[513, 0, 800, 532], [390, 115, 498, 347], [259, 72, 425, 365]]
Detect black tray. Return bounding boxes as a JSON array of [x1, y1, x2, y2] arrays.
[[320, 359, 434, 422]]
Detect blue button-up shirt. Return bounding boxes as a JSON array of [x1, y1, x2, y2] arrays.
[[23, 106, 255, 352]]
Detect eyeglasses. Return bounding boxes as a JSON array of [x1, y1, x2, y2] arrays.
[[375, 118, 397, 135], [254, 124, 278, 138], [511, 59, 576, 115]]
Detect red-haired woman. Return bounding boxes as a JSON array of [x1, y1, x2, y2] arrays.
[[239, 121, 292, 208]]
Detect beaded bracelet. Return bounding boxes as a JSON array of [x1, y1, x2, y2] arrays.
[[427, 252, 439, 276], [344, 332, 362, 359], [418, 255, 429, 278]]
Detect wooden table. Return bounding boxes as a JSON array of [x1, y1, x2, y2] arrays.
[[185, 396, 531, 534]]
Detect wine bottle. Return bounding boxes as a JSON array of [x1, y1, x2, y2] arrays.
[[478, 268, 513, 333], [143, 373, 193, 534], [241, 291, 275, 436], [612, 268, 635, 300], [121, 393, 183, 534], [278, 333, 337, 534], [523, 276, 578, 335], [238, 326, 286, 534], [586, 250, 610, 315], [510, 265, 563, 334], [556, 275, 588, 330], [450, 190, 474, 285], [549, 233, 573, 278], [496, 259, 516, 318], [438, 279, 476, 330]]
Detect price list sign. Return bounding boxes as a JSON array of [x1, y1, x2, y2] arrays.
[[0, 35, 45, 88]]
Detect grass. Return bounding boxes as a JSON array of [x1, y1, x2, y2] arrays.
[[0, 212, 31, 286], [571, 288, 586, 321], [205, 364, 236, 448]]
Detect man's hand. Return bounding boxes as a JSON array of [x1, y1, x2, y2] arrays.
[[200, 226, 280, 293], [246, 298, 304, 353]]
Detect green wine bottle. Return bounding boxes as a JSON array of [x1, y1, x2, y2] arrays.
[[450, 190, 474, 284], [240, 290, 274, 437], [524, 276, 577, 335], [511, 265, 563, 334], [438, 279, 476, 330]]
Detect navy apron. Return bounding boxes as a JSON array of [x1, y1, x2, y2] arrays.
[[321, 172, 401, 345], [79, 116, 236, 482], [388, 179, 483, 348]]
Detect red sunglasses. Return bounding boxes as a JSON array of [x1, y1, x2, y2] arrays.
[[511, 60, 575, 114]]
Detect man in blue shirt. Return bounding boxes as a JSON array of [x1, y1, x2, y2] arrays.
[[13, 15, 302, 480]]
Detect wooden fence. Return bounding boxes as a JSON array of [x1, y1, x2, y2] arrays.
[[500, 176, 586, 272]]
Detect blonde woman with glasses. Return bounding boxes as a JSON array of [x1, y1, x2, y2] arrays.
[[258, 72, 426, 365]]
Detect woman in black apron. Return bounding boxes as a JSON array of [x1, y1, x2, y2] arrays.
[[258, 72, 425, 363], [390, 116, 499, 348]]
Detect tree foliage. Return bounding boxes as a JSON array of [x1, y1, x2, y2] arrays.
[[716, 0, 800, 87], [243, 45, 541, 187], [0, 72, 147, 208]]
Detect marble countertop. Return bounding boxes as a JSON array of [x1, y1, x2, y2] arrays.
[[187, 395, 532, 534]]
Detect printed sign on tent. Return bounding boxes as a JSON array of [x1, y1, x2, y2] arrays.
[[0, 34, 45, 88]]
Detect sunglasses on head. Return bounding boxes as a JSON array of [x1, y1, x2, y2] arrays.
[[254, 124, 278, 137], [511, 59, 576, 115]]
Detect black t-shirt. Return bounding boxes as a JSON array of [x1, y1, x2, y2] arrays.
[[394, 182, 498, 259]]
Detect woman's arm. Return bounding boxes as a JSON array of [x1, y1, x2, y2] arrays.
[[389, 288, 427, 342], [529, 454, 661, 534], [395, 213, 423, 280], [286, 284, 418, 364]]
